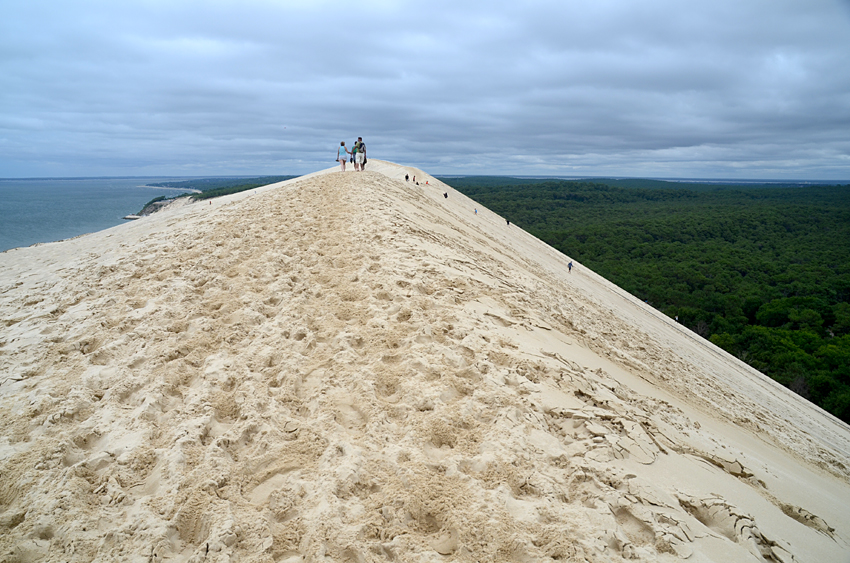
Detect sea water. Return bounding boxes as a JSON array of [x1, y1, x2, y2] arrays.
[[0, 177, 194, 252]]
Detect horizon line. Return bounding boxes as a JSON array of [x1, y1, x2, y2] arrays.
[[3, 174, 848, 186]]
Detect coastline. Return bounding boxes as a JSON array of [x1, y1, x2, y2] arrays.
[[0, 177, 188, 253], [139, 184, 202, 193]]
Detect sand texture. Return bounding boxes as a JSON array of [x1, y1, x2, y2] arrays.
[[1, 160, 849, 562]]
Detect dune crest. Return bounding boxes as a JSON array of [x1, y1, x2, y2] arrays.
[[1, 161, 848, 562]]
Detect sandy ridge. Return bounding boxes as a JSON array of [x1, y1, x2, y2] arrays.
[[1, 162, 849, 562]]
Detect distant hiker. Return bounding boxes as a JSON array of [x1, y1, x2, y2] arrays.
[[506, 219, 510, 226], [405, 174, 409, 181], [475, 209, 478, 214], [426, 181, 429, 185], [568, 261, 573, 273], [443, 192, 448, 198], [337, 142, 350, 171], [353, 137, 366, 171], [412, 176, 416, 183], [675, 315, 679, 323]]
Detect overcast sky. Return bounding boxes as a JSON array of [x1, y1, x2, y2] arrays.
[[2, 0, 849, 179]]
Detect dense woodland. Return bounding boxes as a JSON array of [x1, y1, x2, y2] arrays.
[[440, 176, 850, 423]]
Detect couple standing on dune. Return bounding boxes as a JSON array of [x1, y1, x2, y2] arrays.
[[337, 137, 367, 172]]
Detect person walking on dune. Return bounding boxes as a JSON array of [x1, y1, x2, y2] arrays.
[[355, 137, 366, 171], [337, 141, 350, 171], [352, 137, 363, 171]]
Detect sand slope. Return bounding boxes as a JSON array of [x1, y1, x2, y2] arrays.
[[1, 160, 849, 563]]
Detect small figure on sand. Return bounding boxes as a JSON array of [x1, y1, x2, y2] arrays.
[[405, 174, 409, 182], [444, 192, 448, 198], [351, 139, 360, 171], [337, 142, 350, 171], [353, 137, 366, 171], [506, 219, 510, 226], [568, 261, 573, 273]]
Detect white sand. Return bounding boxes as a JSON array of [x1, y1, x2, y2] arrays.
[[1, 160, 848, 562]]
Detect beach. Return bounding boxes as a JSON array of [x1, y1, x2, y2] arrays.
[[1, 160, 848, 562]]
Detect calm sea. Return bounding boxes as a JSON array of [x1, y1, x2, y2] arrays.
[[0, 177, 196, 252]]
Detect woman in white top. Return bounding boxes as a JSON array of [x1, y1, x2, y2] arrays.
[[337, 142, 350, 171]]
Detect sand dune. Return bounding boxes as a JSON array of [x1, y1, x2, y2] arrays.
[[1, 160, 848, 562]]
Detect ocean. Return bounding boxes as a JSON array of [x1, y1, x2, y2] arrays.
[[0, 177, 195, 252]]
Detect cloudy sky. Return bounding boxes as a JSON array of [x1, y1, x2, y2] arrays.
[[2, 0, 849, 179]]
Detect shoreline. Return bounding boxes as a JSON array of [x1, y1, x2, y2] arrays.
[[139, 184, 202, 193], [0, 177, 202, 253]]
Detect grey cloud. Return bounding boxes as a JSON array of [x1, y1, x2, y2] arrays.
[[1, 0, 849, 178]]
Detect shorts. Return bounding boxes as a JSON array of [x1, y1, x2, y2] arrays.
[[356, 152, 365, 165]]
